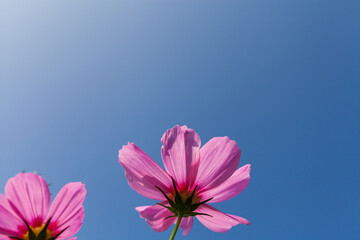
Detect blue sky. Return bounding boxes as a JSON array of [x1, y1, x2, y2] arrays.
[[0, 0, 359, 239]]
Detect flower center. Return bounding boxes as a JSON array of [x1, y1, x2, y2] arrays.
[[22, 224, 53, 240], [156, 177, 213, 218], [10, 218, 68, 240], [169, 190, 202, 205]]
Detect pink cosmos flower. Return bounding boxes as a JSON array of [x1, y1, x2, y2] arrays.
[[118, 125, 251, 236], [0, 173, 86, 240]]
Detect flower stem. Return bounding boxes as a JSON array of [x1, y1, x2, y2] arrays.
[[169, 215, 182, 240]]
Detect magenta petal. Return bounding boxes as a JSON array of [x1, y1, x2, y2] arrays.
[[135, 202, 175, 232], [119, 142, 172, 200], [161, 125, 201, 188], [227, 214, 250, 225], [0, 235, 10, 240], [0, 194, 23, 237], [196, 137, 241, 190], [195, 204, 250, 233], [180, 217, 193, 236], [201, 164, 251, 203], [5, 173, 50, 223], [47, 182, 86, 239]]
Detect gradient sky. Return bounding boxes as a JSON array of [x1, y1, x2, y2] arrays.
[[0, 1, 359, 239]]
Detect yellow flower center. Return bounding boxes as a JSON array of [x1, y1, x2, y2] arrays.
[[22, 223, 53, 240], [169, 190, 202, 204]]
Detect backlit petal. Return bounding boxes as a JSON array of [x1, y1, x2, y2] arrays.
[[196, 137, 240, 190], [119, 142, 172, 200], [180, 216, 193, 236], [196, 204, 250, 232], [136, 202, 174, 232], [47, 182, 86, 239], [201, 164, 251, 203], [161, 125, 201, 189], [0, 194, 23, 237], [5, 173, 50, 224]]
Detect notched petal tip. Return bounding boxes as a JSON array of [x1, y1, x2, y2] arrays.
[[229, 214, 251, 225], [195, 204, 250, 233], [243, 163, 251, 171], [118, 142, 136, 158]]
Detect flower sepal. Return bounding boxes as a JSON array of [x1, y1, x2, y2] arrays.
[[156, 178, 213, 219], [10, 218, 68, 240]]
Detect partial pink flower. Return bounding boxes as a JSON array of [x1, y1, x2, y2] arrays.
[[119, 125, 251, 236], [0, 173, 86, 240]]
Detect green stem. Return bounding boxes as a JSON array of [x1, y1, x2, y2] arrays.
[[169, 215, 183, 240]]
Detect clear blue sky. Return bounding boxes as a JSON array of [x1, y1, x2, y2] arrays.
[[0, 1, 359, 239]]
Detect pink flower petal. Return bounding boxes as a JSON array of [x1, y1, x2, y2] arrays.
[[227, 214, 251, 225], [0, 235, 12, 240], [135, 202, 174, 232], [119, 142, 172, 200], [5, 173, 50, 224], [201, 164, 251, 203], [0, 194, 23, 237], [196, 137, 241, 190], [47, 182, 86, 239], [195, 204, 250, 232], [161, 125, 201, 189], [180, 216, 193, 236]]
